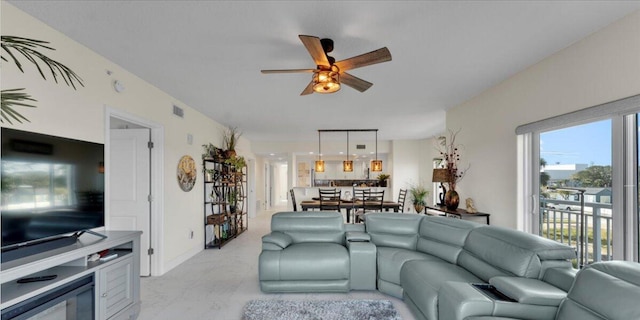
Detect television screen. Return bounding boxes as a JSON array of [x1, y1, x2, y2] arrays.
[[1, 128, 105, 249]]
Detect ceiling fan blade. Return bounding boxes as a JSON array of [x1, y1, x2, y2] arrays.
[[261, 69, 316, 74], [334, 47, 392, 72], [299, 35, 330, 67], [340, 72, 373, 92], [300, 81, 313, 96], [300, 81, 315, 96]]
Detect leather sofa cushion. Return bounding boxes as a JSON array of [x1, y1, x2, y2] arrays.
[[401, 260, 483, 320], [460, 226, 575, 281], [271, 211, 345, 244], [365, 213, 422, 250], [489, 276, 567, 306], [556, 261, 640, 320], [260, 243, 349, 281], [377, 247, 443, 286], [417, 216, 479, 264]]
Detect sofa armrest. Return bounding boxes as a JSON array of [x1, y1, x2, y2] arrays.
[[345, 223, 365, 232], [262, 232, 293, 250], [489, 277, 567, 306], [542, 267, 577, 292], [347, 241, 376, 290], [439, 282, 559, 320], [346, 231, 371, 242]]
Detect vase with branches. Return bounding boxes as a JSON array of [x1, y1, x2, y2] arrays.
[[436, 129, 470, 210], [1, 36, 84, 124]]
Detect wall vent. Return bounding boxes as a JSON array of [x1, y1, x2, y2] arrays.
[[173, 104, 184, 118], [356, 144, 366, 149]]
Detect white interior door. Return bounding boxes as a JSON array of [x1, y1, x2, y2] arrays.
[[109, 129, 151, 276]]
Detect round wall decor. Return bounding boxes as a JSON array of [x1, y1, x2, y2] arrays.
[[177, 155, 196, 192]]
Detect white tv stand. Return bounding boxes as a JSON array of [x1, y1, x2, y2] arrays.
[[1, 231, 142, 320]]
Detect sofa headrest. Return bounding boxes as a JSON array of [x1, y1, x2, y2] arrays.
[[416, 216, 480, 264], [365, 213, 422, 250], [459, 225, 576, 280], [271, 211, 345, 244]]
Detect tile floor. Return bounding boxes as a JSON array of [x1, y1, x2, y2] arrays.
[[138, 207, 414, 319]]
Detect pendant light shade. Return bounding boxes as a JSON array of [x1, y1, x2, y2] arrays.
[[371, 130, 383, 172], [315, 130, 325, 172], [343, 131, 353, 172]]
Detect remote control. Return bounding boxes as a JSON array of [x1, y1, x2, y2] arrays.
[[99, 254, 118, 262], [17, 275, 57, 283]]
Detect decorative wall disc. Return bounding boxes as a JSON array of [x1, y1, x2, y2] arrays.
[[177, 155, 196, 191]]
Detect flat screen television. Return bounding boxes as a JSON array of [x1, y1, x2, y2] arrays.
[[1, 127, 105, 261]]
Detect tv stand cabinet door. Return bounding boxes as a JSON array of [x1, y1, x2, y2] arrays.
[[98, 257, 134, 320]]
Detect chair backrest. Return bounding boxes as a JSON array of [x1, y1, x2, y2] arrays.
[[363, 190, 384, 211], [556, 261, 640, 320], [319, 189, 341, 211], [353, 188, 370, 210], [397, 189, 407, 212], [289, 189, 297, 211]]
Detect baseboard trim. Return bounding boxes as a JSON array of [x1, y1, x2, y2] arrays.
[[162, 243, 202, 275]]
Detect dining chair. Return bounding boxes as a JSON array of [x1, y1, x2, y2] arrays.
[[354, 189, 384, 223], [289, 189, 298, 211], [319, 189, 341, 212], [397, 189, 407, 212]]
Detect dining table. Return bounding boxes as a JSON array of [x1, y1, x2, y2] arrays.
[[300, 199, 401, 223]]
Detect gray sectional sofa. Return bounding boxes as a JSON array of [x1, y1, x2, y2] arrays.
[[258, 211, 640, 320]]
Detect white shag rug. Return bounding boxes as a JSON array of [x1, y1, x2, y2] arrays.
[[242, 299, 402, 320]]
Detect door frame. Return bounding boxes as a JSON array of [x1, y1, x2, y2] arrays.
[[105, 106, 165, 276]]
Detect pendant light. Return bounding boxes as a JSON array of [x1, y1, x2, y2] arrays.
[[343, 131, 353, 172], [371, 130, 383, 172], [315, 130, 325, 172]]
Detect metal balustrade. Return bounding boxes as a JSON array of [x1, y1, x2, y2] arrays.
[[539, 199, 613, 264]]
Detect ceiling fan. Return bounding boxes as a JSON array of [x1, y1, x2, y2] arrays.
[[261, 35, 392, 95]]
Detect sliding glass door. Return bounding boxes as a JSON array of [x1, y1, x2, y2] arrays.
[[538, 120, 613, 265], [519, 95, 640, 264]]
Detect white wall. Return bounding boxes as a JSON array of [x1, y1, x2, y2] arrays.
[[447, 10, 640, 228], [1, 3, 255, 274]]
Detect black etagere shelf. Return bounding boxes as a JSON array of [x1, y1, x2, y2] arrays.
[[203, 158, 247, 249]]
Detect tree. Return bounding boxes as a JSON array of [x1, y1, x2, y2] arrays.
[[540, 158, 550, 187], [571, 165, 612, 187]]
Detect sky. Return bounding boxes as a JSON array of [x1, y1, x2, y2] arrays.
[[540, 119, 611, 166]]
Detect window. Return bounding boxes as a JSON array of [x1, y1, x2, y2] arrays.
[[517, 94, 640, 264]]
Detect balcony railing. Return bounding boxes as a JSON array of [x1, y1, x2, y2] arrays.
[[540, 199, 613, 265]]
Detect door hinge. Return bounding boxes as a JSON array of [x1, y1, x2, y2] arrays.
[[148, 141, 154, 149], [148, 248, 154, 255], [148, 194, 153, 202]]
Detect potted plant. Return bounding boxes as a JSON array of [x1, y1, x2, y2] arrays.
[[205, 169, 215, 182], [409, 184, 429, 213], [228, 189, 238, 213], [377, 174, 390, 187], [224, 155, 246, 170], [222, 126, 242, 159], [202, 143, 220, 160]]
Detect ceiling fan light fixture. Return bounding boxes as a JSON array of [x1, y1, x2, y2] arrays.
[[312, 69, 340, 94]]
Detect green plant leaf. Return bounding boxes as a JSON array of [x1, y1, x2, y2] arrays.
[[1, 88, 37, 124]]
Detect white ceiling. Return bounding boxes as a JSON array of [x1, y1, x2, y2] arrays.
[[9, 1, 640, 142]]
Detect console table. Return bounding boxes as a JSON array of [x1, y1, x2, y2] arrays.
[[1, 231, 142, 320], [425, 205, 490, 225]]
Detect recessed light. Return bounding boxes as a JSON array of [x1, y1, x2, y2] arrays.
[[270, 153, 275, 156]]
